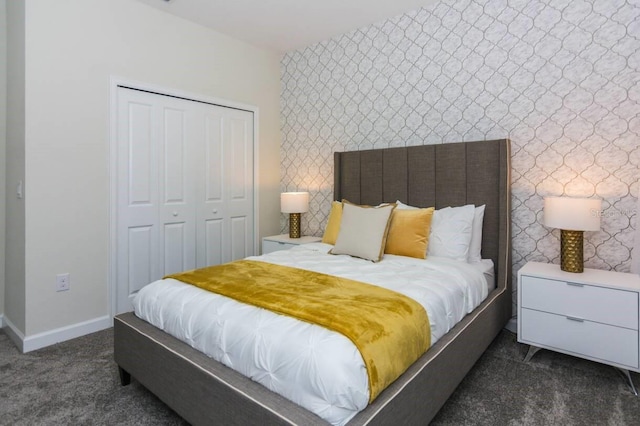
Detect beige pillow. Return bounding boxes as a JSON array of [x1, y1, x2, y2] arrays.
[[330, 202, 396, 262], [321, 201, 343, 244], [385, 207, 435, 259]]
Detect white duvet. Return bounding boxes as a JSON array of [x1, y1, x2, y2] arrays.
[[133, 243, 490, 426]]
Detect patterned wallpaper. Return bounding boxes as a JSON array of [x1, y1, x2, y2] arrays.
[[280, 0, 640, 278]]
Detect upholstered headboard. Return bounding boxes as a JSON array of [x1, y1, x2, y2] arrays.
[[334, 139, 512, 301]]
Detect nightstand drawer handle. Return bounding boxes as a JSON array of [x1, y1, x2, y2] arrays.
[[278, 242, 286, 245], [566, 282, 584, 287], [566, 316, 584, 322]]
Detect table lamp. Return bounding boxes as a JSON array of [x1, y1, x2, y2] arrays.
[[281, 192, 309, 238], [544, 197, 602, 273]]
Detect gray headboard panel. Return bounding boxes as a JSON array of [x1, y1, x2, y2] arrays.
[[334, 139, 512, 299]]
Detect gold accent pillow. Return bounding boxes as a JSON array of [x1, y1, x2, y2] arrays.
[[331, 202, 396, 262], [385, 207, 435, 259], [322, 201, 343, 244]]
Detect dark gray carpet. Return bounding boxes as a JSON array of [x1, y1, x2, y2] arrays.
[[432, 332, 640, 425], [0, 327, 638, 425], [0, 328, 187, 426]]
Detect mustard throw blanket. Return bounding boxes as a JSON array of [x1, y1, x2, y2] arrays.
[[166, 260, 430, 402]]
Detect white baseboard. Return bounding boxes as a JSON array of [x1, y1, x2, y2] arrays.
[[3, 316, 25, 352], [4, 315, 112, 353]]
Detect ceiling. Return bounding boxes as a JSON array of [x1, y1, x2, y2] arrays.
[[136, 0, 441, 53]]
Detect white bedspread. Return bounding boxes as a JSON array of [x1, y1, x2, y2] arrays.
[[133, 243, 489, 426]]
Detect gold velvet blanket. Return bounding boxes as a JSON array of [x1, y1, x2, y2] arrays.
[[165, 260, 430, 402]]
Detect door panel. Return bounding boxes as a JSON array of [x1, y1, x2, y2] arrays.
[[204, 112, 224, 201], [163, 108, 187, 203], [229, 117, 249, 200], [163, 222, 187, 276], [128, 103, 154, 205], [204, 219, 224, 266], [230, 216, 248, 261], [127, 226, 154, 295]]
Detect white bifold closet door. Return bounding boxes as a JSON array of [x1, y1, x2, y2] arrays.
[[116, 87, 254, 314]]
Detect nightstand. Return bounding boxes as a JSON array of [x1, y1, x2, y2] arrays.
[[262, 234, 322, 255], [517, 261, 640, 394]]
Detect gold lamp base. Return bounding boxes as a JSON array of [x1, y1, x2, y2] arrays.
[[560, 229, 584, 273], [289, 213, 301, 238]]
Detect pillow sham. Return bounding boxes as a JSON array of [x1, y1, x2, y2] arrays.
[[321, 201, 343, 244], [427, 204, 475, 262], [385, 207, 435, 259], [468, 204, 486, 263], [331, 202, 396, 262]]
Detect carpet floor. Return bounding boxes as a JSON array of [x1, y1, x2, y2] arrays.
[[1, 327, 638, 425]]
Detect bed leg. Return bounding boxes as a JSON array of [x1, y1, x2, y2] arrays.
[[118, 366, 131, 386]]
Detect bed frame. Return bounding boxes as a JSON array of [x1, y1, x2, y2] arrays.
[[114, 139, 512, 425]]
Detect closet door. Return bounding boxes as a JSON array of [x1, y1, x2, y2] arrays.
[[196, 106, 254, 267], [116, 89, 198, 313], [116, 89, 161, 314], [115, 86, 254, 314], [157, 97, 197, 276]]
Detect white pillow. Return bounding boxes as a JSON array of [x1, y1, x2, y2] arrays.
[[331, 203, 396, 262], [395, 200, 419, 210], [398, 201, 486, 262], [468, 205, 486, 263], [427, 204, 475, 262]]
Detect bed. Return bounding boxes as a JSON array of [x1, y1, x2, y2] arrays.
[[114, 138, 512, 425]]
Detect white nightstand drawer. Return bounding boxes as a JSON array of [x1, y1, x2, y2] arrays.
[[262, 235, 322, 255], [521, 308, 639, 369], [262, 240, 295, 254], [521, 275, 638, 329]]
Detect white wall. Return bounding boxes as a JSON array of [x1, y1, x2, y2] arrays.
[[5, 0, 26, 336], [17, 0, 281, 339], [0, 0, 7, 325]]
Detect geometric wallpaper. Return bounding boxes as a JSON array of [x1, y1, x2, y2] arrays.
[[280, 0, 640, 284]]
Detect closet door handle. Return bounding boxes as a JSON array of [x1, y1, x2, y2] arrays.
[[213, 209, 218, 214], [172, 211, 178, 217]]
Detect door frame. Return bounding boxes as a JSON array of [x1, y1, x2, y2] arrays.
[[108, 77, 260, 320]]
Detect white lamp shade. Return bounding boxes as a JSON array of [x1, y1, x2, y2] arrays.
[[281, 192, 309, 213], [544, 197, 602, 231]]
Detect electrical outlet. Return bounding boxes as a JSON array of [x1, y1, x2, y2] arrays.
[[56, 273, 70, 292]]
